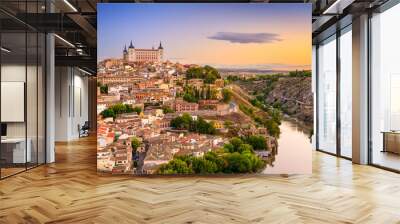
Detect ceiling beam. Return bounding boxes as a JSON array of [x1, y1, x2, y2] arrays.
[[67, 13, 97, 46], [55, 55, 96, 70], [323, 0, 356, 14]]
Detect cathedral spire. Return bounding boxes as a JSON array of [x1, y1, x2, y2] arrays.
[[123, 45, 127, 53], [129, 41, 134, 49], [158, 41, 163, 50]]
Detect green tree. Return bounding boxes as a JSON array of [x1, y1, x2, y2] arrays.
[[170, 113, 192, 130], [245, 135, 267, 151], [181, 113, 193, 126], [170, 116, 186, 130], [192, 157, 218, 174], [226, 75, 241, 82], [156, 137, 266, 175], [186, 67, 204, 79], [241, 150, 265, 172], [224, 120, 233, 128], [158, 159, 193, 174], [210, 88, 218, 100], [132, 106, 142, 114], [224, 152, 252, 173], [131, 137, 141, 151], [185, 65, 220, 84], [222, 89, 232, 103], [269, 108, 282, 125], [204, 151, 225, 172], [229, 137, 244, 152], [162, 106, 174, 114], [250, 99, 263, 108], [203, 65, 220, 84], [206, 86, 211, 99], [111, 103, 127, 114], [223, 143, 235, 153], [170, 114, 216, 135], [238, 143, 254, 153], [131, 137, 141, 160], [101, 104, 143, 119], [239, 104, 254, 116], [289, 70, 311, 77], [265, 119, 280, 137], [100, 108, 115, 118], [100, 84, 108, 94], [183, 93, 197, 103], [196, 118, 216, 135]]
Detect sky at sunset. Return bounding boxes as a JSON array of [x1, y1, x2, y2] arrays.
[[98, 4, 311, 71]]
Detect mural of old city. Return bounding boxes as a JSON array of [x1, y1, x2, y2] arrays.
[[97, 4, 312, 175]]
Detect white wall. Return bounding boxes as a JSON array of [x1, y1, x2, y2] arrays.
[[55, 67, 89, 141], [71, 71, 89, 138], [55, 67, 69, 141]]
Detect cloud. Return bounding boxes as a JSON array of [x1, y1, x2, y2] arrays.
[[208, 32, 282, 44]]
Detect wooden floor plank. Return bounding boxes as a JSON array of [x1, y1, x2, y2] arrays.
[[0, 136, 399, 223]]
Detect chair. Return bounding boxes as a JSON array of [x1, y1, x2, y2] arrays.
[[79, 121, 90, 138]]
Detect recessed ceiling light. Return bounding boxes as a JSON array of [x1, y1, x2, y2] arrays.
[[54, 34, 75, 48], [1, 47, 11, 53], [63, 0, 78, 12], [78, 67, 93, 76], [323, 0, 355, 15]]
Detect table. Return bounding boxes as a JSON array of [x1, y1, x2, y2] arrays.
[[1, 138, 31, 164], [381, 131, 400, 154]]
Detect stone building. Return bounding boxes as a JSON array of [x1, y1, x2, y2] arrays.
[[123, 41, 164, 62]]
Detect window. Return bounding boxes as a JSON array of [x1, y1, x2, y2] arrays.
[[370, 3, 400, 171], [0, 1, 46, 179], [339, 26, 352, 158], [317, 35, 337, 154]]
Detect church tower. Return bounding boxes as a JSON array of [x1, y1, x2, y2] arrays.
[[123, 45, 128, 61], [128, 40, 136, 62], [158, 41, 164, 61]]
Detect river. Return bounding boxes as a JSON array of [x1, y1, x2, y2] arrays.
[[263, 118, 313, 174]]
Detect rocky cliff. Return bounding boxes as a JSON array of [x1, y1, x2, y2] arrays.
[[238, 76, 313, 124]]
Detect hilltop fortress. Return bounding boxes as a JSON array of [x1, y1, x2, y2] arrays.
[[123, 41, 164, 63]]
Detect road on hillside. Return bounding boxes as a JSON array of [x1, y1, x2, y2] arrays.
[[226, 84, 269, 118]]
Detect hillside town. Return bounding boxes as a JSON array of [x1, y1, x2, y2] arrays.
[[97, 43, 277, 174]]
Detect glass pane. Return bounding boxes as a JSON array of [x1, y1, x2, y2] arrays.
[[340, 27, 352, 158], [0, 1, 46, 178], [27, 31, 38, 169], [38, 33, 45, 165], [317, 35, 337, 154], [371, 4, 400, 171], [1, 31, 27, 177]]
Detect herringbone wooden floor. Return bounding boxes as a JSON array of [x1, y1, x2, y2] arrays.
[[1, 136, 400, 224]]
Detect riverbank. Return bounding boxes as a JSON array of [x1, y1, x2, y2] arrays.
[[263, 118, 312, 174]]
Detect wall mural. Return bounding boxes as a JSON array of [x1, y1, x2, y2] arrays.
[[97, 3, 312, 175]]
